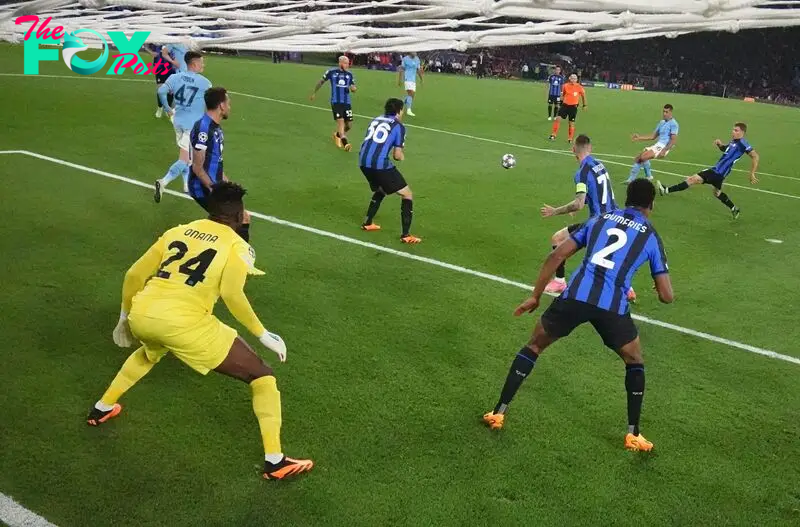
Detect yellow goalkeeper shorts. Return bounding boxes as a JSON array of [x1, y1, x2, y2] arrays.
[[128, 301, 236, 375]]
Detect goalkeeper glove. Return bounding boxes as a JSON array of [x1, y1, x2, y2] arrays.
[[259, 330, 287, 363], [112, 311, 135, 348]]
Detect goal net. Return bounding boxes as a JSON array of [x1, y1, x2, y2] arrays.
[[2, 0, 799, 53]]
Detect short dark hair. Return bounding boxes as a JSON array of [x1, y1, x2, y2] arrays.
[[734, 122, 747, 133], [574, 134, 591, 149], [207, 181, 246, 219], [384, 97, 404, 115], [205, 87, 228, 110], [185, 51, 202, 67], [663, 104, 673, 111], [625, 178, 656, 210]]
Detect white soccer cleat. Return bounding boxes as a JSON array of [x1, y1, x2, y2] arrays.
[[547, 117, 553, 121], [155, 107, 163, 118], [406, 109, 416, 117]]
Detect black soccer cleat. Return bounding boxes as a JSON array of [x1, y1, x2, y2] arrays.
[[154, 180, 163, 203], [86, 404, 122, 426], [731, 207, 741, 219]]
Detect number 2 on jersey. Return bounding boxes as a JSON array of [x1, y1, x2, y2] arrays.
[[157, 241, 217, 286], [590, 228, 627, 270], [174, 85, 199, 107]]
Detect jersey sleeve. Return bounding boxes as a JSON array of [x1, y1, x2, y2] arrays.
[[740, 138, 753, 153], [321, 69, 331, 82], [350, 72, 356, 85], [671, 121, 679, 135], [219, 243, 266, 337], [394, 124, 406, 148], [192, 121, 210, 151], [574, 166, 588, 194], [570, 217, 595, 248], [121, 235, 165, 313], [646, 231, 669, 277]]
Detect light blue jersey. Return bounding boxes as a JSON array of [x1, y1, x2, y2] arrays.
[[158, 71, 212, 130], [654, 118, 679, 145], [402, 55, 421, 82], [166, 44, 188, 72]]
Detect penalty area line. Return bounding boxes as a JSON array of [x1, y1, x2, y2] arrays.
[[2, 149, 798, 366], [0, 492, 58, 527]]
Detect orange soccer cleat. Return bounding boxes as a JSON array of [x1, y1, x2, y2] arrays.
[[624, 433, 654, 452], [332, 132, 342, 149], [361, 223, 381, 231], [86, 404, 123, 426], [482, 412, 505, 430], [544, 279, 567, 294], [263, 456, 314, 480], [401, 234, 422, 244]]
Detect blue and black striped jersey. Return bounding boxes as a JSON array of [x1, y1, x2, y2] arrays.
[[322, 68, 356, 104], [188, 114, 224, 198], [713, 138, 753, 177], [548, 74, 564, 97], [358, 114, 406, 170], [562, 208, 668, 315], [575, 155, 617, 218]]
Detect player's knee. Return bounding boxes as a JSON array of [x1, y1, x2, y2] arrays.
[[618, 340, 643, 364], [551, 229, 567, 246], [398, 187, 412, 199]]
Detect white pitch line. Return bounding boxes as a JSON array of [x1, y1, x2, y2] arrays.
[[4, 149, 799, 366], [0, 493, 58, 527], [0, 72, 796, 185]]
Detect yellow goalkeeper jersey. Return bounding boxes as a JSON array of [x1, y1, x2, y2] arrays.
[[122, 218, 266, 337]]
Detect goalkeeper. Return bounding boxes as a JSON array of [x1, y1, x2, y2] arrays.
[[86, 182, 314, 481]]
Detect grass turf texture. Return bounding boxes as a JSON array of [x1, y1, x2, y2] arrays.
[[1, 43, 799, 526]]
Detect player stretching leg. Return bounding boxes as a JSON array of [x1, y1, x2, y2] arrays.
[[625, 104, 678, 183], [155, 51, 211, 201], [549, 74, 586, 144], [658, 122, 759, 219], [359, 98, 421, 244], [145, 44, 175, 118], [310, 55, 357, 151], [398, 52, 424, 117], [541, 135, 636, 302], [546, 66, 564, 121], [483, 180, 674, 452], [87, 182, 313, 480]]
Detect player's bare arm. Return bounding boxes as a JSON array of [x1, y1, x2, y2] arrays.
[[392, 146, 404, 162], [714, 139, 725, 150], [653, 273, 674, 304], [160, 47, 179, 68], [309, 79, 325, 101], [515, 238, 582, 316], [660, 133, 677, 157], [191, 149, 214, 190], [540, 193, 586, 217], [397, 67, 403, 86], [418, 67, 424, 85], [632, 131, 658, 142], [581, 92, 587, 109], [747, 149, 759, 184]]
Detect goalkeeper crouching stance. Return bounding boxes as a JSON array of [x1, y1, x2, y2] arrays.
[[87, 182, 313, 481]]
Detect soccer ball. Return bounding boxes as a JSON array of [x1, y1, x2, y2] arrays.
[[501, 153, 516, 169]]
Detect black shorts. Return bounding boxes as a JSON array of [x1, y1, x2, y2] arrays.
[[698, 168, 725, 190], [541, 298, 639, 351], [331, 103, 353, 122], [567, 223, 582, 234], [557, 104, 578, 122], [360, 166, 408, 195], [155, 73, 171, 84], [192, 195, 210, 212], [547, 95, 561, 105]]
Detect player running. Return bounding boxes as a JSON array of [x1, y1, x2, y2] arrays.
[[359, 98, 421, 244], [625, 104, 679, 183], [145, 44, 175, 119], [541, 135, 637, 302], [546, 66, 564, 121], [483, 179, 673, 453], [398, 52, 423, 117], [658, 122, 759, 219], [310, 55, 357, 151], [549, 73, 586, 144], [87, 182, 314, 480], [187, 88, 251, 242], [155, 51, 211, 199]]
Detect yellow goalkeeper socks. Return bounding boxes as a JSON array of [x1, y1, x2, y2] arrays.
[[98, 347, 155, 407], [251, 376, 282, 457]]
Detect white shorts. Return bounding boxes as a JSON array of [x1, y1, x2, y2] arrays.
[[175, 127, 191, 151], [404, 81, 417, 92], [645, 143, 669, 157]]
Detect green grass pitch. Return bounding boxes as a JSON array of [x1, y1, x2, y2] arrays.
[[0, 43, 799, 526]]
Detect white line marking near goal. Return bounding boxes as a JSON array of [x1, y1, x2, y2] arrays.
[[0, 493, 58, 527], [0, 72, 796, 190], [765, 238, 784, 244], [3, 149, 798, 366]]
